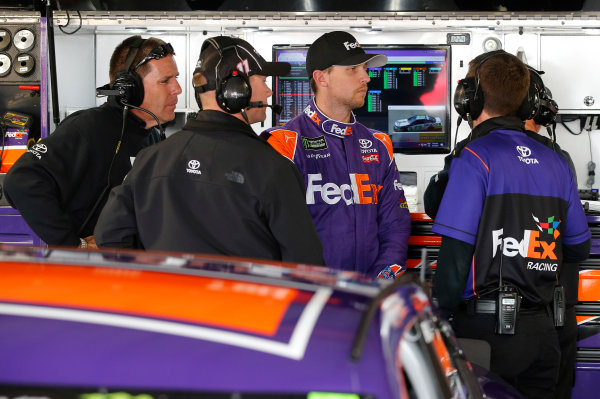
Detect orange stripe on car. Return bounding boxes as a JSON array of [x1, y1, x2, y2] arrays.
[[266, 129, 298, 162], [577, 315, 597, 325], [0, 262, 297, 336]]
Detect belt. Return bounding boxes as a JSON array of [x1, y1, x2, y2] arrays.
[[473, 299, 496, 314], [466, 299, 548, 315]]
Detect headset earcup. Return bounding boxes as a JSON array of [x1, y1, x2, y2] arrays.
[[534, 97, 558, 126], [454, 77, 482, 121], [517, 83, 540, 121], [113, 70, 145, 107], [216, 72, 252, 114], [470, 79, 484, 120]]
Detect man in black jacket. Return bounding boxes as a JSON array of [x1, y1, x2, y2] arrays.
[[94, 36, 325, 266], [4, 35, 181, 249]]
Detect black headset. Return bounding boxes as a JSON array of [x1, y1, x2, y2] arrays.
[[529, 68, 559, 126], [196, 36, 252, 114], [112, 37, 146, 107], [454, 50, 539, 122]]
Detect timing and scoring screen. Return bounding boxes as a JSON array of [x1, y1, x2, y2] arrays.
[[272, 45, 451, 154]]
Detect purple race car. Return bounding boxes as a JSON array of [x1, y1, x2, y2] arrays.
[[0, 245, 522, 399]]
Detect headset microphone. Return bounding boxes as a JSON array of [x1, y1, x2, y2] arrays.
[[247, 101, 283, 114], [96, 84, 124, 97]]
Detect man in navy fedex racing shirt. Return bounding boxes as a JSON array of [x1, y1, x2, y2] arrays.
[[433, 51, 591, 399], [262, 31, 411, 279]]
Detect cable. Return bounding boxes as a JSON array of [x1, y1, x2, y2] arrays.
[[0, 121, 6, 172], [58, 10, 82, 35], [46, 0, 61, 125], [122, 101, 166, 140], [587, 130, 596, 188], [589, 129, 595, 163], [561, 120, 583, 136], [77, 106, 128, 236], [77, 102, 167, 235], [545, 122, 556, 151], [453, 116, 462, 151], [240, 109, 250, 125]]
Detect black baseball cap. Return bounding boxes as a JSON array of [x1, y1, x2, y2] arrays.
[[306, 31, 388, 78], [194, 36, 290, 92]]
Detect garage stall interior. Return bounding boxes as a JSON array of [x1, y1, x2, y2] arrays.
[[0, 7, 599, 398]]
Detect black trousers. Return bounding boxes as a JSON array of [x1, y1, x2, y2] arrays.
[[453, 307, 560, 399], [555, 306, 577, 399]]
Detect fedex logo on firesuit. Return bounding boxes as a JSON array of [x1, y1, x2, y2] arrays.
[[303, 107, 321, 125], [306, 173, 382, 205]]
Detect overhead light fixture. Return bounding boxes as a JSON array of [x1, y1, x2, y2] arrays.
[[124, 27, 147, 33], [224, 26, 259, 33], [350, 26, 372, 33], [257, 28, 274, 35]]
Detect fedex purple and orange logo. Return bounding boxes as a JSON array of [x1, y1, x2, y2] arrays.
[[306, 173, 382, 205], [492, 228, 557, 261], [304, 107, 322, 125], [491, 214, 561, 272]]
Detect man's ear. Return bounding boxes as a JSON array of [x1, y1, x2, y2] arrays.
[[313, 70, 328, 89]]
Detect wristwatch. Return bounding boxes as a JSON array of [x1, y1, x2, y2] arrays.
[[79, 238, 87, 249]]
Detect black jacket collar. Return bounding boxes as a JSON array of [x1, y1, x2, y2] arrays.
[[452, 116, 524, 158], [471, 116, 524, 140], [184, 110, 257, 138]]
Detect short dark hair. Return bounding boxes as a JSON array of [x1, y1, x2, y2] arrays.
[[467, 52, 529, 117], [109, 35, 168, 86]]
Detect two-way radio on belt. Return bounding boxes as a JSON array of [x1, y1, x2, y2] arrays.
[[496, 240, 520, 335]]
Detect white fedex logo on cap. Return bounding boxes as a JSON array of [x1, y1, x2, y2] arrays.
[[343, 41, 361, 50]]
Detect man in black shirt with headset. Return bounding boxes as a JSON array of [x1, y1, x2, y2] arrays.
[[429, 50, 590, 398], [4, 35, 181, 249], [94, 36, 324, 265], [426, 64, 582, 399]]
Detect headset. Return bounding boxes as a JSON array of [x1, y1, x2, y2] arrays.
[[111, 37, 146, 107], [195, 36, 252, 114], [454, 50, 539, 122], [529, 69, 559, 126]]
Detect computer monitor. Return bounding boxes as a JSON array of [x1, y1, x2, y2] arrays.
[[272, 44, 451, 154]]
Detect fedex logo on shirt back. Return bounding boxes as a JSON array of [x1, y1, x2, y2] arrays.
[[306, 173, 382, 205], [491, 226, 559, 272]]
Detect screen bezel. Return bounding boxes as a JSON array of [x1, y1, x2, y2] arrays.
[[271, 43, 452, 155]]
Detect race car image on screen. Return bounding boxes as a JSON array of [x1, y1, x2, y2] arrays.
[[393, 115, 443, 132]]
